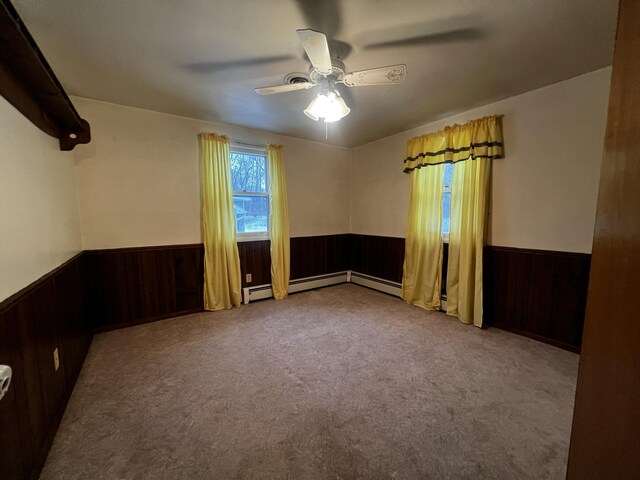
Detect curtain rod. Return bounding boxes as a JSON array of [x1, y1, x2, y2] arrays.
[[231, 139, 267, 149]]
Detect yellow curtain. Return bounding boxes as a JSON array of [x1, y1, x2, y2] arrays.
[[268, 144, 290, 300], [199, 133, 242, 310], [402, 164, 444, 310], [403, 115, 503, 172], [403, 115, 503, 325], [446, 153, 491, 327]]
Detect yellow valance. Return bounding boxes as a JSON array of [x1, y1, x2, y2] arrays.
[[403, 115, 503, 173]]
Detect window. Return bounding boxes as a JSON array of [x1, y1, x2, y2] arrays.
[[442, 163, 454, 241], [229, 145, 269, 239]]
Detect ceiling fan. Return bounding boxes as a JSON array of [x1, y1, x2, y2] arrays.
[[255, 29, 407, 123]]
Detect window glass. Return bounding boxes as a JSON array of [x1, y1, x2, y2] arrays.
[[230, 152, 267, 193], [233, 195, 268, 233], [442, 163, 454, 238], [229, 149, 269, 236]]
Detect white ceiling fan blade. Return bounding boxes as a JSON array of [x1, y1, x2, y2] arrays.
[[343, 64, 407, 87], [255, 82, 316, 95], [296, 29, 333, 75]]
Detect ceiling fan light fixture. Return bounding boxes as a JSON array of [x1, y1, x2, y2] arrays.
[[304, 90, 350, 123]]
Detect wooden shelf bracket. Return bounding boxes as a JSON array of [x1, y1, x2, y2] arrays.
[[0, 0, 91, 151]]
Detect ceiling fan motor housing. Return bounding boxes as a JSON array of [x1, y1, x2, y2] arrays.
[[309, 59, 346, 84]]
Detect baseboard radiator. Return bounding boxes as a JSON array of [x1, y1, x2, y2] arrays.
[[242, 270, 402, 304], [348, 271, 402, 297]]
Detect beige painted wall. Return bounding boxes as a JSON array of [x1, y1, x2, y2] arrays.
[[0, 67, 610, 301], [72, 98, 351, 249], [350, 68, 611, 253], [0, 97, 82, 301]]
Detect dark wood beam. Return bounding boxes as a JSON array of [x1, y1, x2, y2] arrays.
[[0, 0, 90, 150]]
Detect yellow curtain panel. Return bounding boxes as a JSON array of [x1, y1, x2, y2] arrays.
[[403, 115, 503, 172], [446, 156, 491, 326], [403, 115, 503, 325], [267, 144, 290, 300], [402, 164, 445, 310], [199, 133, 242, 310]]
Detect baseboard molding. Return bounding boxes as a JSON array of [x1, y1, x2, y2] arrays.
[[242, 270, 403, 304], [349, 271, 402, 298], [243, 271, 349, 304]]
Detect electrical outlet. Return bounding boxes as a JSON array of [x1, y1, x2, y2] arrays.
[[246, 273, 252, 283], [53, 348, 60, 371]]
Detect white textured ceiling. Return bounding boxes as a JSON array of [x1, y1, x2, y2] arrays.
[[13, 0, 618, 147]]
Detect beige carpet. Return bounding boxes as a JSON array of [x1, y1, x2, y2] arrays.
[[41, 284, 578, 479]]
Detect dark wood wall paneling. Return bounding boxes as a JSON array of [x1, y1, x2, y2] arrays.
[[348, 234, 590, 351], [84, 234, 590, 351], [238, 235, 351, 286], [85, 234, 351, 332], [349, 234, 405, 283], [483, 247, 590, 352], [85, 244, 204, 332], [238, 240, 270, 287], [50, 232, 593, 354], [291, 234, 350, 280], [0, 253, 92, 480]]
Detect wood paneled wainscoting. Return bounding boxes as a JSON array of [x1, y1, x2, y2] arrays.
[[348, 234, 590, 352], [0, 253, 92, 480], [236, 234, 350, 287], [349, 234, 405, 283], [84, 235, 590, 351], [483, 247, 590, 352], [85, 234, 352, 332], [85, 244, 205, 332]]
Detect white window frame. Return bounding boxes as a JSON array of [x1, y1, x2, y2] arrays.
[[230, 143, 270, 242]]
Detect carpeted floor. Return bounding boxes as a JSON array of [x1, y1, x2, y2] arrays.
[[40, 284, 578, 479]]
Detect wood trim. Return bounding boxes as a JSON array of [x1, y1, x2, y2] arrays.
[[0, 251, 84, 314], [86, 243, 204, 255], [568, 0, 640, 476], [0, 0, 90, 150]]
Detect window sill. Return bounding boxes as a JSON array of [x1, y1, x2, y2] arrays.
[[237, 234, 270, 243]]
